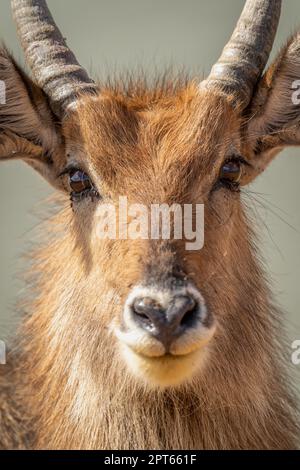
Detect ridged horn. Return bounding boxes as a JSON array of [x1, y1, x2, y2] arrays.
[[202, 0, 282, 109], [11, 0, 98, 117]]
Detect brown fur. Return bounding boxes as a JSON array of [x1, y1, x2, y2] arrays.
[[0, 38, 300, 449]]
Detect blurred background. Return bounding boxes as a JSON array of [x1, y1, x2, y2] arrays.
[[0, 0, 299, 393]]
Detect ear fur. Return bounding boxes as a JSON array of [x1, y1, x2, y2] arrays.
[[244, 32, 300, 182], [0, 47, 65, 189]]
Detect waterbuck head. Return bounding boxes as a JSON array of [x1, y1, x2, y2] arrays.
[[1, 0, 299, 389]]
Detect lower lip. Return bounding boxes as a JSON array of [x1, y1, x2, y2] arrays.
[[123, 346, 207, 388]]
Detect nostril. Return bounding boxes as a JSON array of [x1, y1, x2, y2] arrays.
[[132, 297, 163, 329], [180, 301, 198, 328], [170, 295, 199, 329], [135, 310, 150, 321]]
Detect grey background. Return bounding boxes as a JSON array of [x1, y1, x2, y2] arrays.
[[0, 0, 299, 392]]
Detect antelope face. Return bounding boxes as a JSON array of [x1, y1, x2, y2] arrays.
[[1, 0, 300, 389], [61, 88, 242, 388]]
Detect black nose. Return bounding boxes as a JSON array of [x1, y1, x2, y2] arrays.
[[131, 294, 199, 349]]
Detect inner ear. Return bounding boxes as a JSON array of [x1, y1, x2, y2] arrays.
[[0, 48, 66, 190], [243, 32, 300, 183]]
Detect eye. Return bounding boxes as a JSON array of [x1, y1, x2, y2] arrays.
[[218, 158, 243, 190], [68, 169, 100, 201], [70, 170, 92, 193]]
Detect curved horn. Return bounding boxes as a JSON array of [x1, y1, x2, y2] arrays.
[[202, 0, 282, 109], [11, 0, 98, 117]]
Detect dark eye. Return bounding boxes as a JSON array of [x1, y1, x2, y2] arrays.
[[70, 170, 91, 192], [219, 158, 242, 190], [69, 170, 100, 201]]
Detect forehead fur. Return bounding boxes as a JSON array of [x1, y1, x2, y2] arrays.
[[64, 77, 239, 201]]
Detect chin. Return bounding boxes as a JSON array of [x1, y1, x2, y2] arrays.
[[121, 344, 209, 389]]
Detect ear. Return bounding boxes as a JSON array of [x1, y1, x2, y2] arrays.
[[243, 32, 300, 183], [0, 48, 65, 190]]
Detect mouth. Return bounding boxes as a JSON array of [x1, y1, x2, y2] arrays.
[[120, 344, 210, 388]]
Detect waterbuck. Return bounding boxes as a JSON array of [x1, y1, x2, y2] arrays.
[[0, 0, 299, 449]]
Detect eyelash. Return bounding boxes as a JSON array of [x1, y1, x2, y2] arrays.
[[71, 186, 100, 203]]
